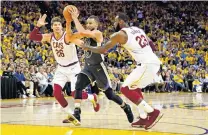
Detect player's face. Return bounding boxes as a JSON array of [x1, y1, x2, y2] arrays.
[[114, 16, 121, 32], [51, 22, 63, 33], [86, 18, 98, 30]]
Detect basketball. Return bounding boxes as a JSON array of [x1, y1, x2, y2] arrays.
[[63, 5, 78, 22]]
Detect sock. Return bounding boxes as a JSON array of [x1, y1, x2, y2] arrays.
[[75, 103, 81, 108], [63, 104, 73, 114], [88, 94, 94, 101], [120, 102, 126, 108], [137, 106, 147, 119], [138, 100, 154, 113], [121, 86, 143, 104], [53, 84, 68, 107]]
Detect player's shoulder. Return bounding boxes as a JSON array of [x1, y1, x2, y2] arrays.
[[123, 26, 143, 32], [110, 31, 126, 39]]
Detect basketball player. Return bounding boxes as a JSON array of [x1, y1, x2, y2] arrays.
[[78, 13, 163, 130], [64, 10, 134, 124], [29, 14, 97, 126]]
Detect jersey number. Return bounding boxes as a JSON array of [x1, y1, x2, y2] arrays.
[[53, 42, 65, 57], [135, 35, 148, 48]]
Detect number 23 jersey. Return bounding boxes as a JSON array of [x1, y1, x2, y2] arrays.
[[50, 31, 79, 66], [121, 26, 161, 64]]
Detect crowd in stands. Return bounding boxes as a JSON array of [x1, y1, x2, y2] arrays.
[[1, 1, 208, 98]]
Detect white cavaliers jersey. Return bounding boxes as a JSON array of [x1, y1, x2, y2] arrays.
[[121, 26, 161, 64], [50, 31, 78, 66]]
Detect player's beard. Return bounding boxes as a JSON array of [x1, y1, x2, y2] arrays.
[[114, 24, 121, 32]]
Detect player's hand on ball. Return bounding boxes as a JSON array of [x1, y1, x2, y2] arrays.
[[75, 40, 88, 50], [68, 7, 79, 20], [37, 14, 48, 27]]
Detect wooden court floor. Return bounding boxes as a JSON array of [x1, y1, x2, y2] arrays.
[[1, 93, 208, 135]]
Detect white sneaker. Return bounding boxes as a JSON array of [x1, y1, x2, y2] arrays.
[[29, 94, 36, 98], [22, 95, 27, 99]]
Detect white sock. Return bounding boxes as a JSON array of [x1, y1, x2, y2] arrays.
[[75, 103, 81, 108], [88, 94, 94, 101], [63, 105, 73, 114], [138, 100, 154, 113], [137, 106, 147, 119]]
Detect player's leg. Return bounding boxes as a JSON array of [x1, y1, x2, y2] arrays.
[[121, 64, 163, 129], [95, 62, 134, 123], [73, 68, 100, 111], [64, 69, 99, 124], [52, 68, 78, 124], [62, 73, 90, 123]]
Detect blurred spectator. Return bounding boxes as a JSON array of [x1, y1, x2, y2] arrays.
[[153, 72, 165, 92], [36, 66, 48, 95], [184, 69, 194, 92], [14, 66, 28, 98], [173, 69, 187, 91], [200, 72, 208, 92], [29, 65, 40, 97]]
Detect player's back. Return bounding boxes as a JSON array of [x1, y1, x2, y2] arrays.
[[50, 31, 78, 66], [121, 26, 161, 64]]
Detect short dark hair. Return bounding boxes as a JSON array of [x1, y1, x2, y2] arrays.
[[89, 15, 100, 24], [117, 12, 129, 22], [51, 17, 62, 25]]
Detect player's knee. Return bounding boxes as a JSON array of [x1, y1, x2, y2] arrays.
[[104, 88, 114, 100]]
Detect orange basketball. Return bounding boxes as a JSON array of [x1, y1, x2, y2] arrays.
[[63, 5, 78, 22]]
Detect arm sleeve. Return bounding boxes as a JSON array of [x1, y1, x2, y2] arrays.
[[29, 27, 43, 42]]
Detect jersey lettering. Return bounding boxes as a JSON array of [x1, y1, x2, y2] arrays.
[[52, 42, 65, 57]]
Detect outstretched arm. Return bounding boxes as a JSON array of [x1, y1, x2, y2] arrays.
[[80, 30, 127, 54], [29, 14, 50, 42]]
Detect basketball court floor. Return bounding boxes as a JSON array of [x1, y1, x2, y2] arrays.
[[1, 93, 208, 135]]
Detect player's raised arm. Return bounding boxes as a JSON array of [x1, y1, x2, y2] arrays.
[[63, 13, 84, 46], [29, 14, 51, 42], [65, 20, 72, 36], [69, 9, 103, 43], [68, 8, 85, 32], [80, 30, 127, 54]]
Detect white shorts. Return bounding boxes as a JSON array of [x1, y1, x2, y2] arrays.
[[122, 63, 160, 89], [52, 62, 81, 91]]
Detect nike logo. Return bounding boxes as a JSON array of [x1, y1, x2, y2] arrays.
[[97, 68, 101, 72]]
